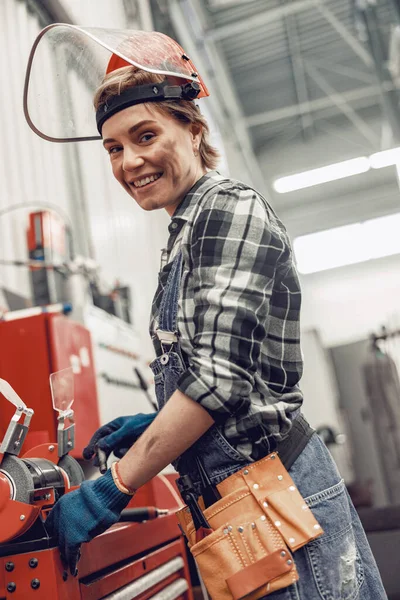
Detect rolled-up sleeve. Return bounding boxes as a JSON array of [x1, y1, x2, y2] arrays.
[[177, 189, 286, 421]]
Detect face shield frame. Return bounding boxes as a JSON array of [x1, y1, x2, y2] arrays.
[[23, 23, 209, 143]]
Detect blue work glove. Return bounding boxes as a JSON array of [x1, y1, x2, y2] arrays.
[[45, 469, 131, 575], [83, 413, 157, 466]]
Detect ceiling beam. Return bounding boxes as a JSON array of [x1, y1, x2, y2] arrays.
[[284, 13, 313, 136], [317, 4, 373, 67], [245, 83, 393, 127], [205, 0, 320, 42], [170, 0, 268, 195], [304, 62, 379, 146]]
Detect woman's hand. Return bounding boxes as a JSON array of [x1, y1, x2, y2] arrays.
[[83, 413, 158, 468], [45, 469, 131, 575]]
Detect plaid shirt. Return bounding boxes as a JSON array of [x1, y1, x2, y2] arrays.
[[150, 171, 304, 461]]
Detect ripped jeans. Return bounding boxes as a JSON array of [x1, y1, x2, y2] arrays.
[[265, 434, 387, 600]]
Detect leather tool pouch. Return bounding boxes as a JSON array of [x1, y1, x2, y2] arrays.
[[176, 452, 323, 600]]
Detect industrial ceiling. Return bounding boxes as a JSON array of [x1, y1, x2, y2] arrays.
[[153, 0, 400, 155]]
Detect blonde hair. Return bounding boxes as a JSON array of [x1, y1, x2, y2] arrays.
[[94, 66, 220, 170]]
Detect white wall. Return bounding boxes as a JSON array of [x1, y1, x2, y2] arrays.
[[300, 253, 400, 348], [0, 0, 171, 361], [257, 118, 400, 348]]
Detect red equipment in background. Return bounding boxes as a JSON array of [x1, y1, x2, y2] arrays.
[[27, 211, 69, 307], [0, 313, 100, 458], [0, 373, 192, 600]]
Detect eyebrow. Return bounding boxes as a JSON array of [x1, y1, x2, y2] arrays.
[[102, 120, 158, 146]]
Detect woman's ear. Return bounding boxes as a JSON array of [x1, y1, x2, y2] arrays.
[[190, 122, 203, 145]]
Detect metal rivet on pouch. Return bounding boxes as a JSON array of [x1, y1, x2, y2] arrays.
[[274, 521, 281, 527], [238, 526, 244, 533], [289, 538, 295, 545], [260, 516, 266, 521], [289, 485, 295, 491], [263, 501, 268, 508], [287, 560, 293, 566], [228, 526, 233, 532], [314, 524, 321, 530], [277, 475, 283, 481], [251, 523, 256, 529], [253, 483, 259, 490], [223, 528, 229, 535], [20, 515, 25, 521], [243, 469, 249, 475], [280, 551, 286, 557], [270, 454, 276, 459]]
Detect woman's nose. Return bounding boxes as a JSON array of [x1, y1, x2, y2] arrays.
[[122, 147, 144, 171]]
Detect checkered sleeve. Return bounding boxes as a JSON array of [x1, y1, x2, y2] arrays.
[[177, 187, 286, 421]]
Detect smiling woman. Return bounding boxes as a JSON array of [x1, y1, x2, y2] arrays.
[[25, 25, 388, 599], [100, 102, 207, 214], [95, 67, 219, 214]]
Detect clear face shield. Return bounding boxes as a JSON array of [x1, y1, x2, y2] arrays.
[[23, 24, 209, 142]]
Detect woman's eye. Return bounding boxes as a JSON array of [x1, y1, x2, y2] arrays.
[[140, 133, 155, 143], [108, 146, 121, 155]]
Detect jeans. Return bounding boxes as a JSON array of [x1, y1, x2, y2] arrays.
[[265, 434, 387, 599]]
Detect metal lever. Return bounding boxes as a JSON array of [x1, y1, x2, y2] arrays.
[[0, 378, 34, 460], [57, 409, 75, 458]]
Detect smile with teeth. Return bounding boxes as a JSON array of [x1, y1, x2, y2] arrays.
[[133, 173, 162, 188]]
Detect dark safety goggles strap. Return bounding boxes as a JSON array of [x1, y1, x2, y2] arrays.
[[96, 81, 201, 134]]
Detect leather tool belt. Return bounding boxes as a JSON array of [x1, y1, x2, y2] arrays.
[[176, 451, 323, 600]]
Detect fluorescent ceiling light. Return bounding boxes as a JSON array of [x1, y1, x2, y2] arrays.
[[273, 146, 400, 193], [273, 157, 370, 193], [293, 212, 400, 274], [369, 147, 400, 168]]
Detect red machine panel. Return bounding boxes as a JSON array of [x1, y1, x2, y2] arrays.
[[0, 314, 100, 458]]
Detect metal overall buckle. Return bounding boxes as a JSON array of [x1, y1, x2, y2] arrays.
[[155, 329, 178, 365]]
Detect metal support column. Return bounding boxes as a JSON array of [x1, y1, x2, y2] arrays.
[[355, 1, 400, 143], [284, 13, 314, 139], [170, 0, 268, 196]]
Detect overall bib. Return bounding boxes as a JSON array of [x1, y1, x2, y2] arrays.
[[150, 250, 249, 497], [149, 234, 387, 600]]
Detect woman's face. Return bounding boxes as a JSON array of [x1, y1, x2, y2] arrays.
[[102, 103, 206, 215]]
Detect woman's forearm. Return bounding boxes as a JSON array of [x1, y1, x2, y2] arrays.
[[117, 389, 214, 489]]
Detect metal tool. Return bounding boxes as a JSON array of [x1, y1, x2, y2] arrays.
[[176, 474, 212, 541], [195, 455, 222, 508], [134, 366, 158, 411], [119, 507, 169, 522]]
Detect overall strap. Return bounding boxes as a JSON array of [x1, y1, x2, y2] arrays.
[[157, 250, 183, 334]]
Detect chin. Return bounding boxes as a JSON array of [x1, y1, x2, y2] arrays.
[[134, 197, 165, 212]]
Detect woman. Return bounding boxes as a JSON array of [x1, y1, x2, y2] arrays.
[[45, 44, 387, 600]]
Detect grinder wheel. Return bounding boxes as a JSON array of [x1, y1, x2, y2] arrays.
[[58, 455, 85, 487], [0, 455, 34, 503]]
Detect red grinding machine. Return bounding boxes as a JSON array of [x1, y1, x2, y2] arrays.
[[0, 373, 193, 600]]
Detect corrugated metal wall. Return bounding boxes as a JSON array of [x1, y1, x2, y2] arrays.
[[0, 0, 169, 358]]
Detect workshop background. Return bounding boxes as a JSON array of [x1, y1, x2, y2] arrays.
[[1, 0, 400, 597]]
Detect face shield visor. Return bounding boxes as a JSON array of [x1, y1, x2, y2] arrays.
[[23, 24, 209, 142]]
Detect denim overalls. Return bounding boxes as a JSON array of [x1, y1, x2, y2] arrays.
[[150, 250, 249, 496], [149, 233, 387, 600]]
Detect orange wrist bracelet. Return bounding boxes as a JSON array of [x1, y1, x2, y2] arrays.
[[111, 461, 137, 496]]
